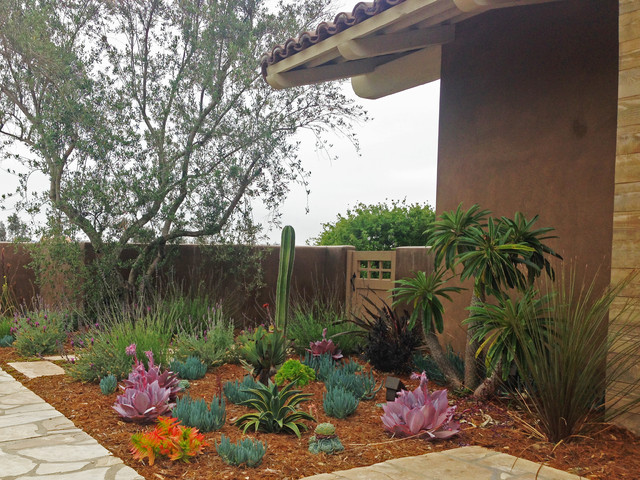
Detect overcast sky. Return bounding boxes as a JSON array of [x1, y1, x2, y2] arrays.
[[258, 79, 440, 245]]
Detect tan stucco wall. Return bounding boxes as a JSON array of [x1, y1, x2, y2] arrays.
[[436, 0, 619, 364], [613, 0, 640, 434]]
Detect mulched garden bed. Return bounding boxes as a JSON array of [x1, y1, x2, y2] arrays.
[[1, 346, 639, 480]]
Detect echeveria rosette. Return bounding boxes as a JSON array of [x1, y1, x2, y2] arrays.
[[306, 328, 343, 361], [122, 350, 182, 401], [113, 380, 175, 423], [380, 372, 459, 439]]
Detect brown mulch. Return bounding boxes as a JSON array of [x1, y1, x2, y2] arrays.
[[1, 347, 639, 480]]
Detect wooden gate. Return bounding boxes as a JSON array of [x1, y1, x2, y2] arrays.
[[346, 250, 396, 317]]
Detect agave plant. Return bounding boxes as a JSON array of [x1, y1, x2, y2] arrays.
[[235, 381, 315, 437], [380, 372, 459, 439], [238, 326, 288, 384], [306, 328, 343, 360], [113, 380, 175, 423]]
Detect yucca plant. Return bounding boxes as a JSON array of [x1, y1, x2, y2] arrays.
[[235, 381, 315, 437], [509, 270, 640, 443]]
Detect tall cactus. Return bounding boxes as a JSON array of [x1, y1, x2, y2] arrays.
[[275, 225, 295, 337]]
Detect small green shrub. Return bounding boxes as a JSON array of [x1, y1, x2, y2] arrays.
[[170, 356, 207, 380], [235, 381, 315, 437], [68, 316, 171, 382], [172, 316, 235, 366], [0, 334, 15, 347], [223, 375, 259, 404], [172, 394, 225, 432], [99, 374, 118, 395], [13, 310, 68, 356], [275, 359, 315, 387], [323, 386, 359, 419], [215, 434, 266, 468]]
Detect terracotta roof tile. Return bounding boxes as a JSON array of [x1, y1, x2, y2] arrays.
[[260, 0, 406, 76]]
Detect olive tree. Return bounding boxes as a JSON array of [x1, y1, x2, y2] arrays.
[[0, 0, 363, 295]]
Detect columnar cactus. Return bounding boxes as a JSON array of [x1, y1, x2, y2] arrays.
[[275, 225, 295, 337]]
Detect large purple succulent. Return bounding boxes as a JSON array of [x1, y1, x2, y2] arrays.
[[113, 380, 175, 423], [306, 328, 343, 361], [380, 372, 459, 439], [122, 351, 181, 402]]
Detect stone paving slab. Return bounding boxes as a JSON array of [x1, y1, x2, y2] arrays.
[[301, 446, 584, 480], [0, 367, 143, 480], [8, 361, 66, 379]]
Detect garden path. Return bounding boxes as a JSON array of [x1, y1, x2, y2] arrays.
[[0, 364, 584, 480]]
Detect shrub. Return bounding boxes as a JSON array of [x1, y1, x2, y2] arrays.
[[13, 310, 68, 356], [173, 394, 225, 432], [131, 416, 207, 465], [99, 374, 118, 395], [68, 316, 172, 382], [238, 325, 287, 384], [215, 435, 266, 468], [381, 372, 459, 439], [275, 359, 315, 387], [171, 314, 235, 366], [0, 317, 11, 337], [170, 356, 207, 380], [223, 375, 259, 404], [323, 386, 359, 419], [235, 381, 315, 437]]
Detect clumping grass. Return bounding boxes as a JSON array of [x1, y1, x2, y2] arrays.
[[68, 314, 172, 382], [509, 269, 640, 443], [171, 308, 235, 366]]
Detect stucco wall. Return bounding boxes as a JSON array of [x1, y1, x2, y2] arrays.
[[436, 0, 619, 352]]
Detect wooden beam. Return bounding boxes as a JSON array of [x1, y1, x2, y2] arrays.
[[338, 25, 454, 60], [266, 55, 398, 89]]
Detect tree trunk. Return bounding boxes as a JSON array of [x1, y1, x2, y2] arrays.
[[423, 330, 464, 391], [464, 290, 483, 389]]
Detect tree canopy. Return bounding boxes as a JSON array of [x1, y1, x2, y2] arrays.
[[312, 200, 435, 250], [0, 0, 363, 293]]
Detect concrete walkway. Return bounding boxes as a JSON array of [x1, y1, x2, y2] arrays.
[[0, 364, 583, 480], [0, 366, 143, 480]]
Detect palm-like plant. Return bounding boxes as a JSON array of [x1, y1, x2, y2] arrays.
[[426, 204, 561, 391], [235, 381, 315, 437]]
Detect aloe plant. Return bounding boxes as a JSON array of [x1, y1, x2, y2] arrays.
[[275, 225, 295, 337], [234, 381, 315, 437]]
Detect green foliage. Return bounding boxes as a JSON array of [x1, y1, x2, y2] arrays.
[[13, 310, 68, 356], [288, 295, 362, 355], [275, 359, 315, 387], [413, 348, 464, 386], [171, 318, 235, 367], [0, 334, 14, 347], [325, 368, 380, 401], [302, 352, 336, 382], [99, 374, 118, 395], [172, 394, 226, 432], [392, 268, 463, 335], [169, 356, 207, 380], [313, 200, 435, 250], [508, 271, 640, 443], [0, 317, 11, 337], [215, 435, 266, 468], [178, 379, 190, 391], [68, 316, 172, 382], [235, 381, 315, 437], [275, 226, 295, 337], [0, 0, 362, 293], [323, 386, 359, 419], [223, 375, 260, 404], [238, 326, 288, 384]]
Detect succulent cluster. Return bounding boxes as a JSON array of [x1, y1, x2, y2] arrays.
[[172, 394, 225, 432], [306, 328, 343, 360], [113, 348, 181, 423], [323, 386, 359, 419], [99, 374, 118, 395], [215, 435, 266, 468], [238, 325, 287, 384], [380, 372, 460, 439], [170, 356, 207, 380], [0, 334, 14, 347], [325, 368, 380, 401], [130, 416, 207, 465], [308, 423, 344, 455], [223, 375, 259, 404], [274, 359, 316, 387]]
